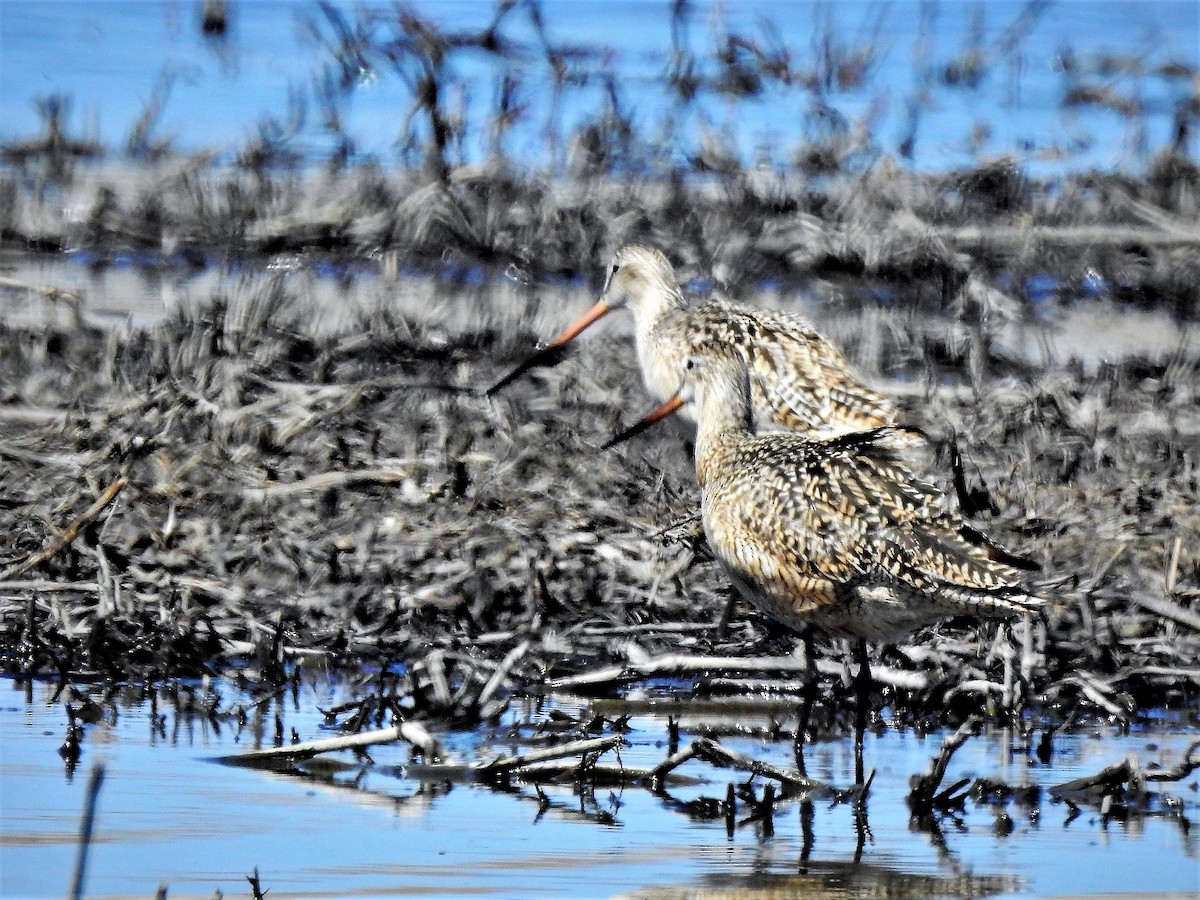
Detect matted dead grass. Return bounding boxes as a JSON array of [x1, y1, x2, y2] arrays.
[[0, 275, 1196, 738]]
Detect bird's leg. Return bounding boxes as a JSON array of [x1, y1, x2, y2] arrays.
[[794, 627, 817, 775], [715, 586, 738, 640], [853, 637, 871, 787]]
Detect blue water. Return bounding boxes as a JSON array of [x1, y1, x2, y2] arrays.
[[2, 676, 1198, 899], [1, 1, 1195, 173]]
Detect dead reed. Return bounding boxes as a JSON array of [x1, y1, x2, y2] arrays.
[[1, 2, 1196, 316], [0, 276, 1196, 740]]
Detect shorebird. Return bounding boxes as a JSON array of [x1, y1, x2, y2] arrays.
[[489, 244, 899, 440], [606, 347, 1042, 780]]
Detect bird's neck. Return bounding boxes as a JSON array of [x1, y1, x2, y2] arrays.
[[632, 282, 688, 397], [631, 281, 687, 348], [694, 379, 755, 486]]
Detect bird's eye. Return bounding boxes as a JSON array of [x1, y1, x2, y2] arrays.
[[685, 358, 696, 371], [610, 264, 620, 278]]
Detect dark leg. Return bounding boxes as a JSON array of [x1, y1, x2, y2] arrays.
[[798, 796, 814, 872], [715, 587, 738, 640], [853, 637, 871, 787], [794, 627, 817, 776]]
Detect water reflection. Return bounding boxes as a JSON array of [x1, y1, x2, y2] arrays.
[[2, 675, 1196, 899], [2, 254, 1192, 376], [3, 1, 1195, 173], [621, 860, 1018, 900]]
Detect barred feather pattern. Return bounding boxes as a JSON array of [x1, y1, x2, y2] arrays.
[[681, 350, 1042, 643], [605, 244, 899, 439]]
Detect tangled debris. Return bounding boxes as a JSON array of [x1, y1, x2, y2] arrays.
[[2, 0, 1198, 312], [0, 267, 1196, 743]]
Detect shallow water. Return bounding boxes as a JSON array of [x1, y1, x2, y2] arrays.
[[1, 249, 1191, 380], [2, 676, 1196, 899], [1, 1, 1195, 173]]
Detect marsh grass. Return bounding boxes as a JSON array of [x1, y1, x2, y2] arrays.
[[0, 279, 1196, 736], [1, 2, 1196, 310]]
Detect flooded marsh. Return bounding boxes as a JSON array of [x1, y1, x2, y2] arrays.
[[1, 1, 1199, 898], [3, 677, 1198, 899]]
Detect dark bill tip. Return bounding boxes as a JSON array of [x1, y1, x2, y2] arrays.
[[601, 417, 655, 451], [486, 343, 572, 396], [601, 394, 685, 450]]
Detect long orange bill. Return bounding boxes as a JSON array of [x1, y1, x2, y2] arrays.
[[486, 298, 612, 396], [601, 393, 685, 450]]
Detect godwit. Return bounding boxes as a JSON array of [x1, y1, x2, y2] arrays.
[[606, 347, 1042, 780], [490, 244, 898, 439]]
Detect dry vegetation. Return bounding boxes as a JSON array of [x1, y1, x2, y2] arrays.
[[0, 270, 1197, 736]]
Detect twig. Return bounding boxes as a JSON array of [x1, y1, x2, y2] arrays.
[[944, 679, 1004, 701], [1083, 543, 1128, 595], [396, 721, 442, 759], [696, 677, 812, 696], [1050, 755, 1140, 798], [740, 782, 776, 834], [0, 275, 84, 327], [1066, 672, 1134, 719], [544, 655, 805, 690], [242, 467, 414, 500], [1113, 192, 1200, 237], [1165, 535, 1183, 597], [0, 406, 69, 425], [545, 653, 927, 691], [928, 224, 1200, 249], [221, 639, 332, 660], [405, 758, 703, 787], [1045, 744, 1200, 802], [691, 738, 827, 792], [1128, 666, 1200, 684], [1019, 614, 1037, 686], [222, 723, 438, 765], [419, 650, 453, 708], [480, 735, 622, 775], [477, 639, 531, 707], [908, 716, 979, 815], [572, 622, 717, 637], [247, 867, 266, 900], [1127, 593, 1200, 632], [0, 443, 87, 471], [402, 736, 626, 783], [1145, 739, 1200, 783], [1, 477, 128, 580], [0, 580, 101, 595], [647, 743, 701, 790]]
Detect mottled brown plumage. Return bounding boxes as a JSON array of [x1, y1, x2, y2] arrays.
[[615, 348, 1042, 643], [493, 244, 898, 439]]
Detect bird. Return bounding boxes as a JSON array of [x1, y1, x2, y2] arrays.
[[489, 244, 900, 441], [605, 346, 1043, 781]]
